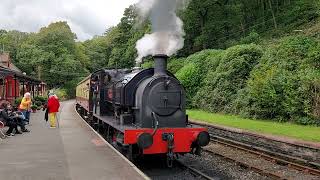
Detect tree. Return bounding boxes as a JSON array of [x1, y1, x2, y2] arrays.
[[36, 21, 76, 57], [16, 43, 53, 79]]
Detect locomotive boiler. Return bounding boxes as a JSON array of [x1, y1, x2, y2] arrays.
[[76, 54, 210, 166]]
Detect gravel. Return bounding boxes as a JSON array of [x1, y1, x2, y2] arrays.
[[179, 152, 270, 180], [206, 142, 320, 180], [137, 141, 319, 180], [135, 156, 197, 180], [205, 125, 320, 165], [136, 151, 271, 180]]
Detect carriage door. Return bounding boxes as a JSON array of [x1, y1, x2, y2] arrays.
[[91, 75, 100, 115]]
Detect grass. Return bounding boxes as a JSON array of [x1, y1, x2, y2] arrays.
[[187, 110, 320, 142]]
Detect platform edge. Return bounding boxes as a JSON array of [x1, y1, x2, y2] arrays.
[[74, 104, 150, 180]]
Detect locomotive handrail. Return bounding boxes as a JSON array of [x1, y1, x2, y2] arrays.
[[151, 112, 159, 137]]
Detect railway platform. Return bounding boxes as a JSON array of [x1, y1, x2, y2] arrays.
[[0, 100, 148, 180]]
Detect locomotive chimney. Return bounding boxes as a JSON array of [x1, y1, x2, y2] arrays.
[[153, 54, 168, 76]]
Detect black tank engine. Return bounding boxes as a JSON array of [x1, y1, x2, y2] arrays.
[[76, 54, 210, 166]]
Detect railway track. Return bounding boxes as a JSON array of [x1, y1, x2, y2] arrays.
[[176, 160, 214, 180], [206, 135, 320, 179], [210, 135, 320, 176], [203, 148, 284, 179], [190, 121, 320, 179]]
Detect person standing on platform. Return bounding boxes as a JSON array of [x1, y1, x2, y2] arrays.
[[47, 94, 60, 128], [19, 92, 32, 124]]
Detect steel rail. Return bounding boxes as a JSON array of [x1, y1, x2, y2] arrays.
[[203, 148, 287, 179], [208, 135, 320, 177], [176, 160, 215, 180]]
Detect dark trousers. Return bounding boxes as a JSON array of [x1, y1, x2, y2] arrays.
[[6, 121, 18, 134], [15, 117, 26, 131]]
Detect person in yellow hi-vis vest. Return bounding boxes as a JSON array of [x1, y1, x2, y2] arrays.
[[19, 92, 32, 124], [47, 94, 60, 128]]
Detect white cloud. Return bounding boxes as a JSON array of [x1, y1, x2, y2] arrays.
[[0, 0, 139, 41]]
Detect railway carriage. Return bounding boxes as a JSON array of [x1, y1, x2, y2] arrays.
[[76, 55, 210, 166], [76, 75, 91, 112]]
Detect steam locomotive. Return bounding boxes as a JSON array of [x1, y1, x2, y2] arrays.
[[76, 55, 210, 166]]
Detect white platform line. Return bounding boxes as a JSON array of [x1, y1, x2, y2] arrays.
[[73, 104, 150, 180]]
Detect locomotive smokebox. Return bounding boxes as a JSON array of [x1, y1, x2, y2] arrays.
[[153, 54, 168, 76]]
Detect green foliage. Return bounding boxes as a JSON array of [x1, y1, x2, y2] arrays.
[[34, 101, 42, 107], [0, 30, 29, 62], [240, 31, 261, 45], [281, 0, 320, 27], [195, 44, 263, 112], [180, 0, 320, 56], [83, 34, 112, 71], [51, 88, 68, 101], [36, 22, 76, 56], [31, 104, 38, 110], [75, 43, 91, 70], [34, 96, 47, 104], [176, 49, 223, 107], [140, 57, 185, 74], [239, 36, 320, 125], [62, 77, 85, 98], [167, 58, 185, 74], [14, 97, 23, 106], [141, 60, 154, 69], [188, 110, 320, 142]]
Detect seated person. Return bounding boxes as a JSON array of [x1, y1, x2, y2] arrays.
[[0, 103, 21, 136], [7, 104, 30, 133]]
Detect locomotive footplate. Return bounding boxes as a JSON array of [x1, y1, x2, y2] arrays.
[[124, 127, 209, 155]]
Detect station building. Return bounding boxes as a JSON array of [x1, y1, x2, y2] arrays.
[[0, 52, 46, 104]]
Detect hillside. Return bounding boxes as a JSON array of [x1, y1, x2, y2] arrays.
[[142, 14, 320, 126]]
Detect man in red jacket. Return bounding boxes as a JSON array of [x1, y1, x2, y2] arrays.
[[47, 94, 60, 128]]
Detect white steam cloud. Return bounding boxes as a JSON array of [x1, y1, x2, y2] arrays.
[[135, 0, 189, 63]]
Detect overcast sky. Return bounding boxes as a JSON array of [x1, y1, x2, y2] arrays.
[[0, 0, 139, 41]]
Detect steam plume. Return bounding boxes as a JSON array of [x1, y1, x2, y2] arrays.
[[135, 0, 189, 64]]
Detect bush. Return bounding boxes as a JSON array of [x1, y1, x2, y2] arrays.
[[240, 31, 261, 45], [141, 57, 185, 74], [195, 44, 263, 112], [281, 0, 319, 27], [34, 101, 42, 107], [14, 97, 23, 107], [34, 96, 47, 103], [167, 58, 185, 74], [63, 77, 84, 99], [31, 104, 38, 110], [141, 60, 154, 69], [50, 88, 68, 100], [176, 49, 222, 107], [239, 36, 320, 125]]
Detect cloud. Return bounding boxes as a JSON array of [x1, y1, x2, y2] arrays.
[[0, 0, 139, 41]]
